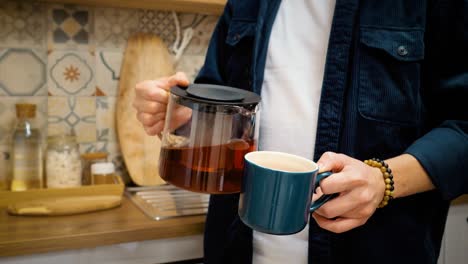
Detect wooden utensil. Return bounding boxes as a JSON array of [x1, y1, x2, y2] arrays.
[[116, 33, 175, 186]]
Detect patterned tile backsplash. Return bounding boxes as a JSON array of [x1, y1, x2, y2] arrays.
[[47, 96, 96, 142], [48, 4, 93, 51], [138, 10, 176, 46], [0, 48, 47, 96], [0, 1, 47, 49], [95, 50, 123, 96], [95, 7, 138, 50], [0, 0, 218, 183], [48, 50, 96, 96]]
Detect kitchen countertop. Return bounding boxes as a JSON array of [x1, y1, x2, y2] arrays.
[[0, 196, 206, 257], [1, 194, 465, 259]]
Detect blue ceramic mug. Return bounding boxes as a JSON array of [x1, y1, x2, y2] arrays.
[[238, 151, 337, 235]]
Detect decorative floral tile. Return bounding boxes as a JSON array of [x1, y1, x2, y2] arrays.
[[96, 50, 123, 96], [95, 7, 138, 50], [48, 51, 96, 96], [178, 14, 218, 56], [0, 1, 47, 49], [138, 10, 176, 47], [0, 49, 47, 96], [48, 96, 96, 143], [175, 55, 205, 82], [48, 4, 93, 51], [96, 96, 117, 142], [0, 96, 48, 144]]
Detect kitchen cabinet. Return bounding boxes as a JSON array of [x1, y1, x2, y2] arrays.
[[41, 0, 226, 15], [0, 235, 203, 264], [438, 196, 468, 264]]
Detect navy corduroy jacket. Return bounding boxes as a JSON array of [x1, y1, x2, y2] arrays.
[[194, 0, 468, 263]]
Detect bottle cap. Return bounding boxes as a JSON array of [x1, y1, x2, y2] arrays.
[[81, 152, 108, 161], [16, 103, 36, 118], [47, 134, 77, 147], [91, 162, 115, 175]]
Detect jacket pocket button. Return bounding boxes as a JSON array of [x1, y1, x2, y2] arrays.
[[397, 45, 408, 56]]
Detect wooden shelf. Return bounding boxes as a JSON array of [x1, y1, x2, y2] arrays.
[[41, 0, 226, 15]]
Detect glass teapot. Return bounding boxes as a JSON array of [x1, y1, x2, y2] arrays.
[[159, 84, 261, 194]]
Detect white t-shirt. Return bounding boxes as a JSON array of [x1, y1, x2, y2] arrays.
[[253, 0, 336, 263]]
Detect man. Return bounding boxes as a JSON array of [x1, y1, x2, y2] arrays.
[[134, 0, 468, 263]]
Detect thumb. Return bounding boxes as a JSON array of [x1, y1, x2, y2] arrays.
[[167, 72, 190, 87], [316, 151, 345, 173]]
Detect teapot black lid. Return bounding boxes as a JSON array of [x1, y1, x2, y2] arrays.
[[171, 84, 261, 106]]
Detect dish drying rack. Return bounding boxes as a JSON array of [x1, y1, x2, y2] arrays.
[[125, 184, 209, 220]]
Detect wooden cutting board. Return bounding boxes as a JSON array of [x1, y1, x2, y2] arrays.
[[7, 195, 122, 216], [116, 33, 175, 186]]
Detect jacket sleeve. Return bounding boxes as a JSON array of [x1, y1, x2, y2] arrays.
[[405, 0, 468, 201], [193, 2, 232, 85]]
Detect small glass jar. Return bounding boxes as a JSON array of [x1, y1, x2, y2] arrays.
[[46, 135, 82, 188], [80, 152, 108, 185], [91, 162, 116, 185]]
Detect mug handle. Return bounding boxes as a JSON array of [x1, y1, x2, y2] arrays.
[[310, 171, 338, 212]]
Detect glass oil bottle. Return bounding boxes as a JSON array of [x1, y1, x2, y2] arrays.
[[10, 103, 43, 191], [0, 144, 11, 190]]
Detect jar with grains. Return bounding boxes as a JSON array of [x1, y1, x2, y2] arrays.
[[46, 135, 82, 188]]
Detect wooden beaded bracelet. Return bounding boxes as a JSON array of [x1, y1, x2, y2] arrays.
[[364, 158, 394, 208]]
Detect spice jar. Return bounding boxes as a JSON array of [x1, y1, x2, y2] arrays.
[[80, 152, 108, 185], [91, 162, 116, 185], [46, 135, 82, 188]]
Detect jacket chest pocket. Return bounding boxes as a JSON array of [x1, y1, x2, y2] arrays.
[[224, 19, 256, 89], [358, 27, 424, 126]]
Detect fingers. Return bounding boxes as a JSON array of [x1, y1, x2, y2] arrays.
[[310, 152, 384, 233], [314, 191, 375, 219], [311, 187, 323, 202], [143, 120, 166, 136], [133, 72, 190, 136], [319, 171, 367, 195], [133, 99, 167, 114], [317, 151, 346, 173], [314, 193, 353, 219], [136, 111, 166, 136], [135, 72, 189, 103], [136, 112, 166, 127], [169, 106, 193, 131], [135, 80, 170, 103], [316, 152, 365, 195], [312, 213, 368, 234]]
